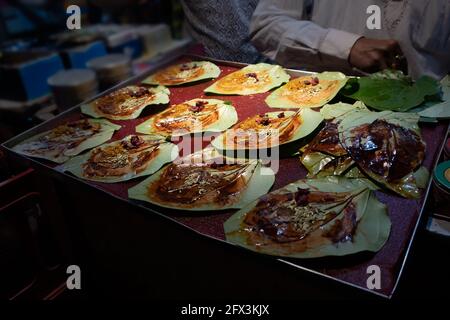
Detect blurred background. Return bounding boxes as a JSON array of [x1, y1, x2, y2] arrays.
[[0, 0, 188, 146], [0, 1, 193, 300]]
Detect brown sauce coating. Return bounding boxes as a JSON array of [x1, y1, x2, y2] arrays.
[[26, 120, 100, 156], [242, 188, 355, 247], [83, 136, 160, 177], [153, 63, 205, 85], [304, 121, 347, 156], [280, 76, 339, 105], [224, 113, 301, 148], [215, 70, 271, 92], [149, 161, 254, 207], [345, 119, 425, 181], [152, 102, 220, 134], [94, 86, 153, 116]]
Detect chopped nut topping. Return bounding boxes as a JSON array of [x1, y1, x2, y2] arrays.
[[180, 63, 198, 71], [130, 135, 144, 147], [290, 203, 326, 233], [255, 116, 271, 126], [189, 100, 208, 113], [128, 87, 149, 98], [121, 135, 145, 149], [246, 73, 259, 81]]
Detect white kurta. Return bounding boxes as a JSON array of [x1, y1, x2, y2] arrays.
[[250, 0, 450, 79]]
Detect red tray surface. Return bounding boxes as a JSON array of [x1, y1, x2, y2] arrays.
[[30, 58, 449, 297]]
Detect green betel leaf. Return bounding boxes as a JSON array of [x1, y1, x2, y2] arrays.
[[135, 98, 238, 136], [224, 177, 391, 258], [300, 151, 336, 177], [204, 63, 290, 95], [418, 75, 450, 119], [338, 111, 427, 198], [266, 71, 348, 109], [300, 109, 425, 197], [299, 119, 365, 180], [128, 147, 275, 211], [212, 108, 323, 151], [63, 134, 178, 183], [142, 61, 221, 86], [12, 119, 121, 163], [300, 118, 350, 177], [344, 76, 441, 111], [301, 151, 356, 178], [338, 110, 421, 135], [320, 101, 368, 120], [380, 166, 430, 198], [81, 85, 170, 120], [369, 69, 412, 82]]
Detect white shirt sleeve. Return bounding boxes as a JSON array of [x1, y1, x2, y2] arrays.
[[250, 0, 362, 69]]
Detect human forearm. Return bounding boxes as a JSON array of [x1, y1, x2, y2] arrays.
[[250, 0, 361, 68]]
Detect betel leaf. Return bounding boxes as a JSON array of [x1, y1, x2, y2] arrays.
[[212, 109, 323, 151], [343, 76, 441, 112], [135, 98, 238, 137], [63, 134, 177, 183], [224, 177, 391, 259], [369, 69, 412, 82], [81, 85, 170, 120], [142, 61, 221, 86], [128, 147, 275, 211], [301, 151, 356, 178], [320, 101, 368, 120], [300, 109, 427, 198], [301, 151, 336, 176], [265, 71, 347, 109], [338, 111, 427, 198], [338, 109, 421, 135], [12, 119, 121, 164], [418, 75, 450, 119], [300, 146, 378, 189], [204, 63, 290, 95]]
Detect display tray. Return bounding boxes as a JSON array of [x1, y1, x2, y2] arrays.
[[3, 55, 448, 298]]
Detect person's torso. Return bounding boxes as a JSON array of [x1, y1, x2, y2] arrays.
[[310, 0, 450, 79], [181, 0, 262, 63]]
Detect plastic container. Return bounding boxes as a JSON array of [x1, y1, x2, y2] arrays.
[[48, 69, 98, 111], [86, 54, 132, 90], [431, 160, 450, 217]]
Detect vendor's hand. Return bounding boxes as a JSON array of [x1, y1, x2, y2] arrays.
[[349, 37, 406, 73]]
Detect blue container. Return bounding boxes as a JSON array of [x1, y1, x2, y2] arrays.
[[108, 37, 143, 60], [0, 53, 64, 101], [63, 41, 107, 68]]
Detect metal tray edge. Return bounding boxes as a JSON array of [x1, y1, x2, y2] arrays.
[[2, 53, 446, 300]]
